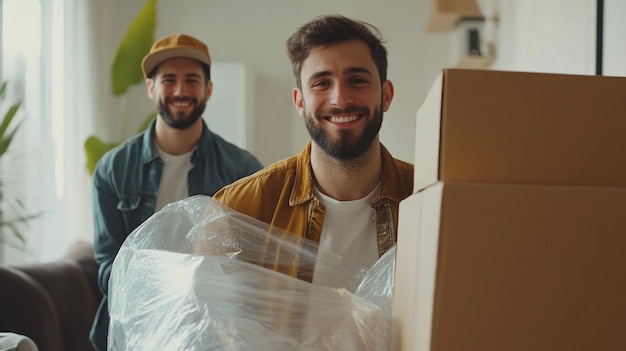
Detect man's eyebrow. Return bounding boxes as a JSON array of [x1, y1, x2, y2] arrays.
[[159, 72, 203, 79], [307, 70, 332, 82], [306, 67, 373, 83], [344, 66, 373, 76]]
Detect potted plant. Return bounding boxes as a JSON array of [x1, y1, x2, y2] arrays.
[[84, 0, 158, 175], [0, 81, 39, 252]]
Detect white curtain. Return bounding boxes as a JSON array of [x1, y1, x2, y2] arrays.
[[7, 0, 98, 263], [40, 0, 98, 261]]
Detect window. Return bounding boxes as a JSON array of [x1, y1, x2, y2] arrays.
[[1, 0, 91, 263], [1, 0, 44, 263]]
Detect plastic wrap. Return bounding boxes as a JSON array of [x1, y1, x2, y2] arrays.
[[108, 195, 395, 350]]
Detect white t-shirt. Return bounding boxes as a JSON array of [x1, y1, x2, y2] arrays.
[[155, 145, 194, 211], [312, 183, 381, 288]]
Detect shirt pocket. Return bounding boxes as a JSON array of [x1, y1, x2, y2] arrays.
[[117, 195, 154, 231], [117, 196, 142, 212]]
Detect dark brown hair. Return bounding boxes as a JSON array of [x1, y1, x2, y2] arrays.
[[286, 14, 388, 89]]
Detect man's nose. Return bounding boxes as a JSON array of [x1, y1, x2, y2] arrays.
[[329, 84, 353, 107], [173, 82, 188, 95]]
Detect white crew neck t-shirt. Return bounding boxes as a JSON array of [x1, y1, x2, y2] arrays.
[[312, 183, 381, 288], [155, 144, 194, 211]]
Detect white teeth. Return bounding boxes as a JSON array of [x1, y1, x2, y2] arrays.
[[329, 115, 358, 123]]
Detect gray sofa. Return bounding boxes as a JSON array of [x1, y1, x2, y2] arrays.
[[0, 241, 101, 351]]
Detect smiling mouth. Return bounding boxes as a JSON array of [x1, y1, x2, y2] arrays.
[[327, 114, 360, 123], [170, 101, 194, 108]]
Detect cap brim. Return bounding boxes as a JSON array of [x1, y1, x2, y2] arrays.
[[142, 47, 210, 77]]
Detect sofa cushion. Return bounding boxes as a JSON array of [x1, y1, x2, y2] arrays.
[[0, 241, 100, 351], [0, 265, 64, 349]]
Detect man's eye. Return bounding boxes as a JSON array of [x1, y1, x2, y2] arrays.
[[313, 81, 329, 87]]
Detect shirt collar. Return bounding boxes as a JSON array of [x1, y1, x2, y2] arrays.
[[289, 141, 411, 206]]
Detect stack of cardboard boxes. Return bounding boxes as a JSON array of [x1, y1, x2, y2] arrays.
[[392, 69, 626, 351]]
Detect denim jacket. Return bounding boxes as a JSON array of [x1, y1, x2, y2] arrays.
[[89, 119, 262, 351], [213, 141, 414, 281]]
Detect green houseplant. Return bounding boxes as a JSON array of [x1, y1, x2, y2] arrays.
[[0, 81, 39, 251], [84, 0, 158, 175]]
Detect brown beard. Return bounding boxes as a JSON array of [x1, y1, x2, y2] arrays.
[[303, 103, 383, 160], [158, 97, 206, 130]]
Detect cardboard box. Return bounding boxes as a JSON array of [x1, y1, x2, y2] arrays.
[[415, 69, 626, 193], [392, 182, 626, 351]]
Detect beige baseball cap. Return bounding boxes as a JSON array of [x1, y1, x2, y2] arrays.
[[141, 34, 211, 78]]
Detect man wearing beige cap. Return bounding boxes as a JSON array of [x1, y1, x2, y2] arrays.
[[89, 34, 263, 350]]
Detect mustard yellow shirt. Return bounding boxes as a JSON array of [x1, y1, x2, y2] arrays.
[[213, 141, 414, 281]]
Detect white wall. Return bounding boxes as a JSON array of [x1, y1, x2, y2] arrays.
[[90, 0, 606, 167], [490, 0, 596, 75], [90, 0, 453, 166], [603, 0, 626, 76], [203, 62, 256, 150]]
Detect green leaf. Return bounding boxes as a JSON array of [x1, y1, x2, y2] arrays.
[[1, 211, 40, 248], [0, 81, 7, 101], [0, 82, 38, 251], [85, 0, 159, 175], [0, 101, 23, 158], [0, 124, 21, 157], [0, 101, 22, 138], [110, 0, 158, 96], [84, 136, 120, 175], [136, 112, 157, 133]]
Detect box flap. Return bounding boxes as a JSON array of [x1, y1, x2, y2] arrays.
[[414, 69, 626, 192]]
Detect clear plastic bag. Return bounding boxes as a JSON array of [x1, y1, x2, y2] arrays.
[[108, 195, 395, 350]]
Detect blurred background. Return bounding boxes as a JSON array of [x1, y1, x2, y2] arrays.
[[0, 0, 623, 263]]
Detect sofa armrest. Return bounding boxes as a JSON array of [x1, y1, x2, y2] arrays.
[[0, 265, 65, 349], [0, 241, 101, 351]]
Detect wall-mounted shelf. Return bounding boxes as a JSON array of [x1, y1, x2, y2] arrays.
[[426, 0, 484, 32], [426, 0, 498, 70], [455, 55, 496, 69]]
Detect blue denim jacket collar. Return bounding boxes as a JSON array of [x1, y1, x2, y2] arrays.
[[141, 120, 159, 164], [140, 118, 222, 166]]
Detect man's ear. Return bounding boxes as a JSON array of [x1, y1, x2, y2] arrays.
[[146, 78, 155, 99], [293, 88, 304, 117], [382, 80, 394, 112], [205, 80, 213, 99]]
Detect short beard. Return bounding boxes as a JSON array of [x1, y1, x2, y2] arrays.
[[304, 104, 383, 160], [158, 98, 206, 130]]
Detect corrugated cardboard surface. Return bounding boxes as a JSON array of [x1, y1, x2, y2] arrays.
[[393, 181, 626, 351], [414, 69, 626, 193]]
